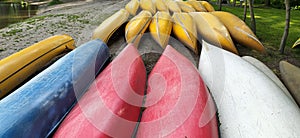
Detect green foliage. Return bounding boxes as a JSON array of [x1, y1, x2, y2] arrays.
[[271, 0, 285, 9], [48, 0, 63, 6], [291, 0, 300, 9], [254, 0, 265, 4]]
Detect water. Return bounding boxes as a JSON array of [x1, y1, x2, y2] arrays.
[[0, 2, 39, 29]]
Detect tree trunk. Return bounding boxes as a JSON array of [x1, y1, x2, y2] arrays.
[[233, 0, 236, 6], [265, 0, 271, 6], [279, 0, 291, 54], [243, 0, 247, 21], [219, 0, 222, 11], [249, 0, 256, 34]]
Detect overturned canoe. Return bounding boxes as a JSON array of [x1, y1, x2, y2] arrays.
[[149, 11, 172, 49], [0, 34, 75, 99], [0, 39, 109, 137], [154, 0, 169, 12], [165, 0, 181, 13], [137, 45, 219, 137], [125, 0, 139, 16], [186, 0, 207, 12], [92, 9, 129, 43], [198, 40, 300, 137], [54, 44, 146, 137], [243, 56, 295, 102], [190, 12, 238, 54], [280, 61, 300, 106], [292, 38, 300, 48], [125, 10, 152, 47], [172, 12, 198, 54], [211, 11, 265, 52], [140, 0, 156, 14], [199, 1, 215, 12], [177, 1, 195, 12]]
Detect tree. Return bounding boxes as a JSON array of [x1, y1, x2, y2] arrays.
[[265, 0, 271, 6], [233, 0, 237, 7], [219, 0, 222, 11], [249, 0, 256, 34], [279, 0, 291, 54], [243, 0, 248, 21]]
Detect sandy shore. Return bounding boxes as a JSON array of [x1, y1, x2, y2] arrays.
[[0, 0, 128, 59]]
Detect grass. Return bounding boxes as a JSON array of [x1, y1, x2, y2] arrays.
[[211, 4, 300, 73], [220, 6, 300, 50], [48, 0, 63, 6]]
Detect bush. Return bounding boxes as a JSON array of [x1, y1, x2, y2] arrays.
[[271, 0, 285, 9], [291, 0, 300, 7], [48, 0, 63, 6]]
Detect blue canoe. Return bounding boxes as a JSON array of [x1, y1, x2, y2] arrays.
[[0, 39, 109, 137]]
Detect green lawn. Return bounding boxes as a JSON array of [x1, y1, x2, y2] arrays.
[[212, 4, 300, 72], [220, 6, 300, 50]]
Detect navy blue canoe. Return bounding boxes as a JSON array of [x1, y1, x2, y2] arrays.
[[0, 39, 109, 138]]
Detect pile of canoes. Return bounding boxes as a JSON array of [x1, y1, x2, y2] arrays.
[[0, 0, 300, 137], [93, 0, 265, 55]]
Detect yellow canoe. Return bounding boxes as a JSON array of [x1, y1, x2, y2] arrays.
[[125, 10, 152, 47], [154, 0, 169, 12], [211, 11, 265, 52], [125, 0, 139, 16], [199, 1, 215, 12], [140, 0, 156, 14], [92, 9, 129, 43], [190, 12, 238, 54], [292, 38, 300, 48], [186, 1, 207, 12], [172, 12, 198, 54], [0, 34, 75, 99], [149, 11, 172, 48], [165, 0, 181, 13], [177, 1, 195, 13]]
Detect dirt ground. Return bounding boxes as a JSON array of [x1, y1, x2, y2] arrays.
[[0, 0, 128, 59]]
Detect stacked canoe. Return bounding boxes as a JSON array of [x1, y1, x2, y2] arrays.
[[1, 0, 299, 137], [108, 0, 266, 55]]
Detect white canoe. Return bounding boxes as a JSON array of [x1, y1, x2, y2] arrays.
[[242, 56, 295, 102], [198, 40, 300, 137]]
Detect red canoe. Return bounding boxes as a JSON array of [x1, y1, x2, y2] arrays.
[[54, 44, 146, 137], [136, 45, 219, 137]]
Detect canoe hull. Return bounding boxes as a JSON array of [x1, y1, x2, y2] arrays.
[[54, 44, 146, 137], [0, 34, 75, 99], [189, 12, 238, 54], [149, 11, 172, 48], [280, 61, 300, 106], [125, 10, 152, 47], [125, 0, 139, 15], [92, 9, 129, 43], [140, 0, 156, 14], [172, 13, 198, 54], [137, 45, 218, 137], [211, 11, 265, 52], [0, 39, 109, 137], [199, 40, 300, 137], [242, 56, 294, 101]]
